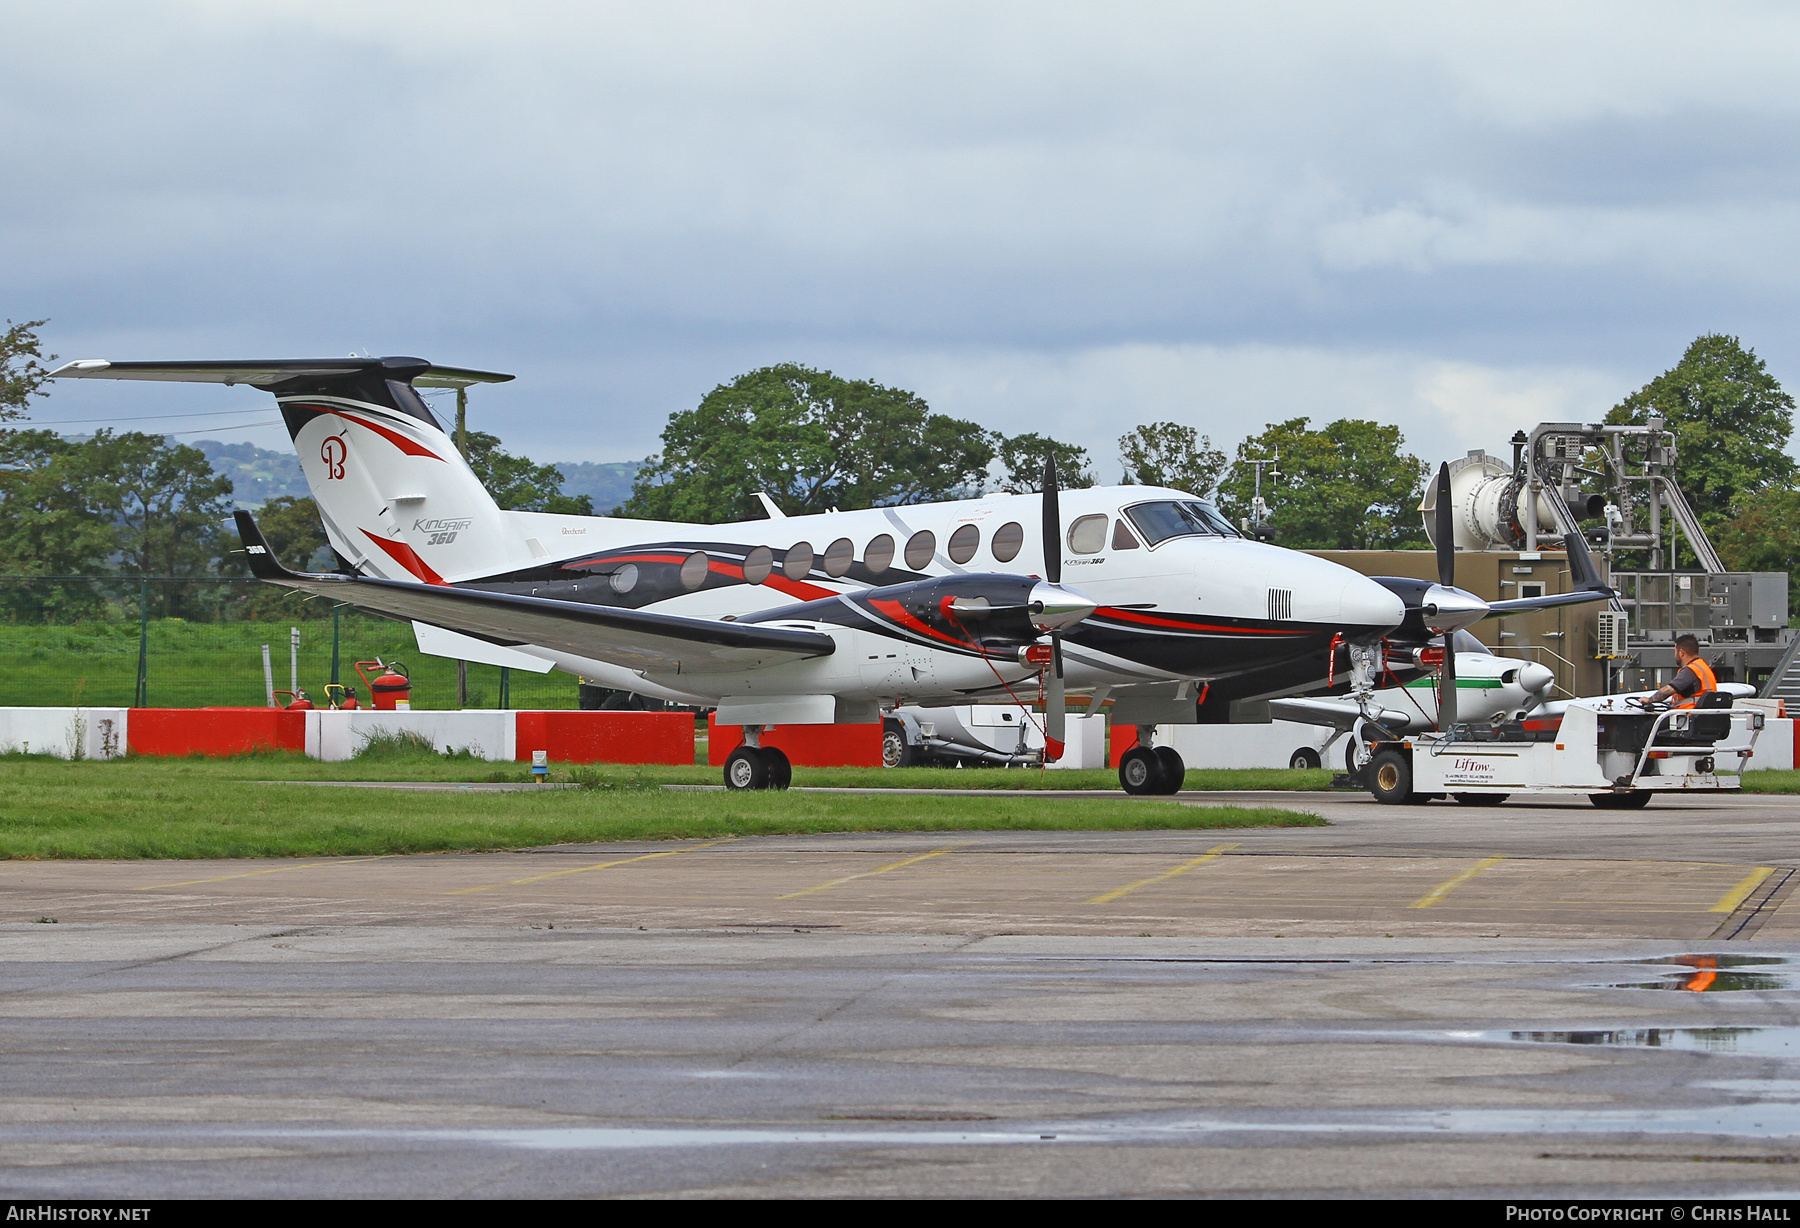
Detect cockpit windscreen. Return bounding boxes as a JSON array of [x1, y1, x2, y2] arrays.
[[1124, 500, 1241, 546]]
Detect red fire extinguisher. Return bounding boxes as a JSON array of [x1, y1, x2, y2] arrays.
[[355, 660, 411, 711], [271, 689, 314, 710]]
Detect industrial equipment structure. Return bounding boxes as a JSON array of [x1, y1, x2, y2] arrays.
[[1315, 418, 1796, 702]]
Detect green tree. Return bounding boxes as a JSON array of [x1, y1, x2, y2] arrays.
[[623, 364, 993, 522], [1605, 334, 1797, 535], [1, 319, 54, 421], [0, 431, 120, 621], [69, 432, 236, 616], [1215, 418, 1428, 549], [993, 432, 1095, 494], [1717, 486, 1800, 594], [465, 431, 593, 515], [1117, 422, 1228, 494], [255, 496, 331, 570]]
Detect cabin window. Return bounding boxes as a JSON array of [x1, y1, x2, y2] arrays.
[[864, 534, 895, 575], [1111, 519, 1140, 550], [1125, 500, 1241, 546], [680, 551, 710, 590], [610, 563, 639, 594], [991, 521, 1023, 562], [947, 524, 980, 564], [742, 545, 773, 585], [783, 542, 814, 581], [1067, 514, 1109, 555], [823, 537, 854, 577], [904, 530, 936, 570]]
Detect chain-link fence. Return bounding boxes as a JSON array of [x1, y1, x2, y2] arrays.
[[0, 578, 582, 710]]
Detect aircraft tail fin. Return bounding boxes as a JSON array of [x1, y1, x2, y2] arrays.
[[52, 357, 533, 583]]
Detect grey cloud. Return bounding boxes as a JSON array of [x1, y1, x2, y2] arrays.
[[6, 1, 1800, 467]]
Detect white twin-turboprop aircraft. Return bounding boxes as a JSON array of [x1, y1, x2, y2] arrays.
[[50, 356, 1610, 791]]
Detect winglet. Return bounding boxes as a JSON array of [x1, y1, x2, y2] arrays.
[[235, 510, 346, 584], [1561, 529, 1612, 594]]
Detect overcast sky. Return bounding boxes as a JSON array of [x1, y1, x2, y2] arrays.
[[7, 1, 1800, 479]]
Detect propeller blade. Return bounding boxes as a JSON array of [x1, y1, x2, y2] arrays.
[[1042, 454, 1061, 586], [1437, 633, 1457, 730], [1434, 462, 1455, 588], [1044, 630, 1067, 761]]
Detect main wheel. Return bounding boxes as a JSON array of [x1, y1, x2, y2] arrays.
[[1590, 791, 1653, 809], [1289, 747, 1322, 770], [882, 722, 918, 768], [761, 746, 792, 790], [1368, 749, 1414, 805], [1119, 745, 1167, 796], [724, 746, 769, 791], [1452, 793, 1508, 806], [1153, 746, 1186, 794]]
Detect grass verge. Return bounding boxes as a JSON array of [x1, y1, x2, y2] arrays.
[[0, 756, 1324, 859], [50, 751, 1339, 792], [1741, 771, 1800, 793]]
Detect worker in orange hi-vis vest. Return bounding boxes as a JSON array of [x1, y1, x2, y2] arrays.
[[1645, 633, 1718, 709]]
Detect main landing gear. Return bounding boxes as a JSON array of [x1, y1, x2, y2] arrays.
[[1118, 732, 1185, 796], [723, 738, 792, 791]]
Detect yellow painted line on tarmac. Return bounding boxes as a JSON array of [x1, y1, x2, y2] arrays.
[[1085, 843, 1239, 905], [1409, 856, 1506, 909], [447, 838, 737, 895], [134, 857, 391, 891], [1710, 867, 1776, 914], [777, 845, 964, 900]]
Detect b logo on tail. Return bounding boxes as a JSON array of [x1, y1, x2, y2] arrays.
[[321, 435, 347, 480]]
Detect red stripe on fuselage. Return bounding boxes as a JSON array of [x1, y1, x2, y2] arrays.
[[1094, 606, 1309, 636], [363, 530, 449, 585], [868, 598, 974, 650]]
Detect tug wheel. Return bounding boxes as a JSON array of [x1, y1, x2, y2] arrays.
[[1590, 791, 1653, 809], [1369, 749, 1414, 805]]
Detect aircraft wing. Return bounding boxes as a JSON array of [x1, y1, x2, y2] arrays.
[[48, 358, 513, 389], [1487, 589, 1612, 614], [1486, 530, 1614, 615], [1267, 697, 1415, 732], [235, 512, 832, 675]]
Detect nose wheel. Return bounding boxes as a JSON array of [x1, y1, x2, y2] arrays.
[[724, 745, 792, 790], [1119, 745, 1185, 795]]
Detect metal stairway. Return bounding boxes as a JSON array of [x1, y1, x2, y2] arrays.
[[1761, 632, 1800, 703]]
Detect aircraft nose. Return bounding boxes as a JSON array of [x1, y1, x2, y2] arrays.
[[1339, 572, 1407, 632], [1519, 662, 1556, 694]]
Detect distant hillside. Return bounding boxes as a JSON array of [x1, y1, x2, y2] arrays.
[[184, 440, 640, 513], [554, 461, 641, 514], [191, 440, 311, 509]]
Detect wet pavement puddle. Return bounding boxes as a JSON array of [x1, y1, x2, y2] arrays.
[[1602, 954, 1797, 993]]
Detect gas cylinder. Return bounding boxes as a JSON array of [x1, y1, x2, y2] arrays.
[[356, 660, 411, 711]]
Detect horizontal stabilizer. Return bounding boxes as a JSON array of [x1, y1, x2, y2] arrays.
[[49, 357, 513, 389], [235, 511, 833, 675]]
